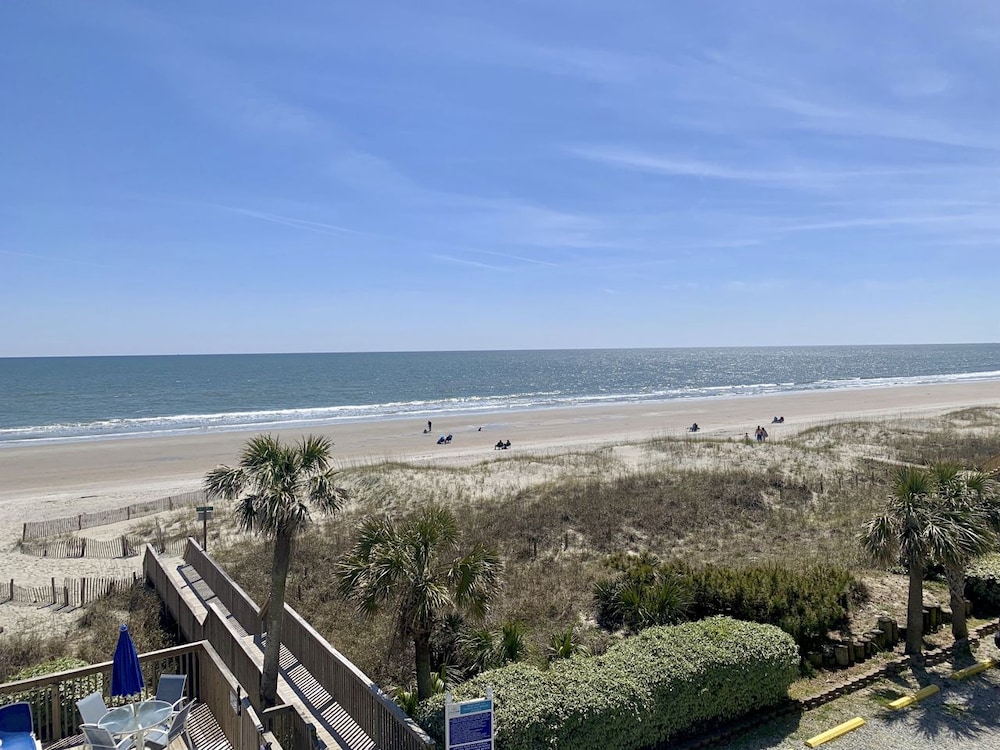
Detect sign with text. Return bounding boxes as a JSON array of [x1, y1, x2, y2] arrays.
[[445, 688, 494, 750]]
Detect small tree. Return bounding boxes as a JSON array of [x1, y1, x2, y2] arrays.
[[929, 464, 999, 641], [337, 506, 503, 700], [860, 467, 988, 654], [204, 434, 347, 708]]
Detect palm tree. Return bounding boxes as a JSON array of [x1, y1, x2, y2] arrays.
[[204, 434, 347, 708], [929, 464, 999, 641], [859, 466, 989, 654], [337, 506, 503, 700]]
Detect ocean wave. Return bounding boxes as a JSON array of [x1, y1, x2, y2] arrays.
[[2, 368, 999, 446]]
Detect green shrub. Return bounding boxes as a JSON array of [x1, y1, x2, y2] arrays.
[[594, 552, 692, 631], [679, 562, 856, 652], [595, 556, 856, 651], [415, 617, 798, 750], [966, 554, 1000, 615]]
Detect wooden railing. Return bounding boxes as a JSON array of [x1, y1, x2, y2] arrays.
[[0, 641, 281, 750], [283, 604, 436, 750], [151, 540, 435, 749], [183, 539, 261, 636], [145, 545, 325, 748], [144, 543, 204, 641]]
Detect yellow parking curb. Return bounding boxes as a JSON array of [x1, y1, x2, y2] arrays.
[[887, 684, 939, 710], [804, 717, 866, 748], [950, 659, 995, 680]]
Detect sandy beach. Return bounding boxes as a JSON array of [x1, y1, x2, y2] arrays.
[[2, 380, 999, 508], [1, 380, 998, 636]]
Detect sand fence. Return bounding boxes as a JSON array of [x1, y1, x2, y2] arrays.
[[1, 573, 140, 608], [19, 490, 206, 541]]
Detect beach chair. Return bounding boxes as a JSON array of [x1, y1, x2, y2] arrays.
[[81, 724, 134, 750], [0, 702, 42, 750], [77, 691, 110, 727], [144, 701, 194, 750]]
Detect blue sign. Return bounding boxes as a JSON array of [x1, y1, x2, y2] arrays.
[[445, 691, 494, 750]]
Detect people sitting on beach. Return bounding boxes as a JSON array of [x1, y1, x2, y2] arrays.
[[495, 440, 512, 450], [772, 416, 780, 424], [445, 434, 453, 443], [689, 423, 699, 432], [437, 435, 447, 444], [504, 439, 511, 449], [771, 416, 785, 424]]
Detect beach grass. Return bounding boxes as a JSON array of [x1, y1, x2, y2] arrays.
[[205, 408, 1000, 689]]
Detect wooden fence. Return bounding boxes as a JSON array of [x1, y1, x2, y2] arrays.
[[0, 574, 140, 608], [21, 489, 206, 540], [19, 534, 186, 559]]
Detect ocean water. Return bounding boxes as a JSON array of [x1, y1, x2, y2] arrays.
[[1, 345, 998, 445]]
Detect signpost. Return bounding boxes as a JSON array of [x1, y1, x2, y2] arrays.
[[196, 506, 214, 552], [444, 687, 494, 750]]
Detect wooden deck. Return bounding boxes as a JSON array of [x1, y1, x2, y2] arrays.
[[43, 701, 232, 749]]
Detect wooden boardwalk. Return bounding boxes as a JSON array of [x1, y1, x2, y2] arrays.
[[172, 560, 374, 750]]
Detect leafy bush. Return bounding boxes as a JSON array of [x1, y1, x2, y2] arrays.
[[966, 553, 1000, 615], [681, 562, 856, 652], [415, 617, 798, 750], [594, 556, 856, 651], [594, 552, 692, 631]]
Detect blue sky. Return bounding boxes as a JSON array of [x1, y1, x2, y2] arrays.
[[3, 1, 999, 355]]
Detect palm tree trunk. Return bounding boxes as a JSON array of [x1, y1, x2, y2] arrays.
[[414, 630, 433, 701], [943, 561, 969, 641], [261, 530, 293, 708], [905, 560, 925, 655]]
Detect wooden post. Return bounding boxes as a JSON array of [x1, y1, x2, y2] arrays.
[[81, 578, 87, 606], [21, 523, 27, 541], [78, 514, 83, 530], [50, 682, 61, 740], [51, 577, 56, 605], [834, 644, 851, 667]]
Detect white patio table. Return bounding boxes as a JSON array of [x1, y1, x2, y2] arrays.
[[98, 700, 172, 750]]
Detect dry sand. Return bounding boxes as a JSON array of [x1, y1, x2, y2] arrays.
[[1, 380, 998, 636]]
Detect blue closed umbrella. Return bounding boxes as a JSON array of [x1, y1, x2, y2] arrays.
[[111, 624, 144, 700]]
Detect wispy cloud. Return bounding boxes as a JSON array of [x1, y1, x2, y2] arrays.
[[215, 206, 374, 237], [568, 146, 938, 187], [431, 254, 509, 271]]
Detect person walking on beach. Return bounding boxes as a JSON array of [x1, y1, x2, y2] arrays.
[[761, 426, 768, 442], [755, 426, 763, 443], [427, 420, 432, 433]]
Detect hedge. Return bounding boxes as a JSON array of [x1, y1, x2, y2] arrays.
[[966, 553, 1000, 614], [415, 616, 799, 750]]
